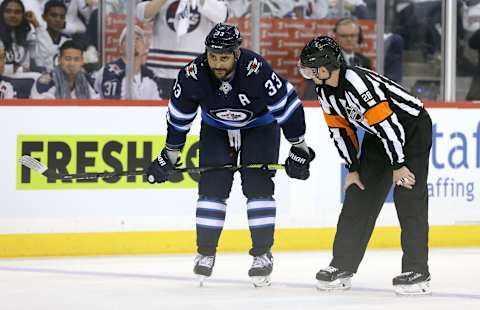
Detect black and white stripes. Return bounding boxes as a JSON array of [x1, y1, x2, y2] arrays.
[[317, 66, 425, 170]]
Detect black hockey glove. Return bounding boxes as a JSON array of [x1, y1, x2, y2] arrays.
[[146, 149, 176, 184], [285, 146, 316, 180]]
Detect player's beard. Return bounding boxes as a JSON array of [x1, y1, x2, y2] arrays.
[[212, 67, 234, 81]]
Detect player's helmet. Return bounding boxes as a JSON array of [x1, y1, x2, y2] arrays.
[[300, 36, 344, 71], [205, 23, 242, 54]]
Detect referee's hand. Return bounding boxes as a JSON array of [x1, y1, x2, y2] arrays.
[[393, 166, 416, 189], [344, 171, 365, 192]]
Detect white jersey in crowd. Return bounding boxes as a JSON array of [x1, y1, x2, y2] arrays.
[[93, 58, 163, 99], [31, 71, 98, 99], [34, 27, 70, 71], [136, 0, 228, 80], [20, 0, 95, 34]]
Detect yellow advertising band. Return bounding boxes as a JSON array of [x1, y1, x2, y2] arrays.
[[0, 225, 479, 258]]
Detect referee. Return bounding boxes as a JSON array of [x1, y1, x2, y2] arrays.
[[298, 36, 432, 295]]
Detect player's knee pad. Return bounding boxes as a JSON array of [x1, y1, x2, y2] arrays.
[[241, 170, 275, 198], [198, 170, 234, 199]]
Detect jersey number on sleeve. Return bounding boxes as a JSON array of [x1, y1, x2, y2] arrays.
[[265, 72, 283, 96], [173, 80, 182, 98]]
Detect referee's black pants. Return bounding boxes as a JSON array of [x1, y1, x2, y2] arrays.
[[330, 111, 432, 274]]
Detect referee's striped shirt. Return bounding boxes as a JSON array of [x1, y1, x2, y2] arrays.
[[315, 66, 425, 172]]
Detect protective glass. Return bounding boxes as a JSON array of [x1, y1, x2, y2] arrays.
[[297, 61, 319, 80]]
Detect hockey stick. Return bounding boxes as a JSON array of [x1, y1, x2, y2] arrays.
[[20, 155, 285, 181]]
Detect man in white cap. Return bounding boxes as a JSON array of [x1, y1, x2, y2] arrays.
[[93, 25, 163, 100]]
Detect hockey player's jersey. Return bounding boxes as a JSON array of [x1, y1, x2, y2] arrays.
[[94, 58, 163, 99], [316, 66, 425, 171], [136, 0, 228, 79], [166, 48, 306, 149]]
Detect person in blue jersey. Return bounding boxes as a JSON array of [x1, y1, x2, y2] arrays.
[[146, 23, 315, 287], [94, 25, 163, 99]]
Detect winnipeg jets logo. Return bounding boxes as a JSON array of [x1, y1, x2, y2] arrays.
[[219, 81, 232, 95], [246, 58, 262, 76], [185, 62, 198, 80], [341, 99, 364, 122], [108, 63, 123, 75], [211, 108, 253, 122]]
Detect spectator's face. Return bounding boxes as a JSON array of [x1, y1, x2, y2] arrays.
[[3, 1, 24, 28], [0, 48, 5, 75], [335, 23, 360, 54], [43, 6, 66, 32], [121, 33, 146, 59], [60, 48, 84, 77], [207, 51, 236, 80]]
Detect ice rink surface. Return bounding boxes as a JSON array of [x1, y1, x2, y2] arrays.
[[0, 248, 479, 310]]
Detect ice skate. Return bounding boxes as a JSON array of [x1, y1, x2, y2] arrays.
[[248, 252, 273, 287], [393, 271, 431, 296], [193, 254, 215, 287], [315, 266, 353, 291]]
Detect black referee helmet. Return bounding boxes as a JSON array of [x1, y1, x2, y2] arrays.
[[300, 36, 344, 71]]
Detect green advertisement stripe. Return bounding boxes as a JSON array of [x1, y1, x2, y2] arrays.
[[17, 135, 200, 190]]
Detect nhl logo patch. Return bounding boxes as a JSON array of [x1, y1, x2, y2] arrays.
[[219, 81, 232, 95], [246, 58, 262, 76]]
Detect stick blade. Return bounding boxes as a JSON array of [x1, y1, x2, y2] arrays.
[[20, 155, 48, 174]]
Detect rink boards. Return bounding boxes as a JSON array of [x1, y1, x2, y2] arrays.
[[0, 100, 479, 257]]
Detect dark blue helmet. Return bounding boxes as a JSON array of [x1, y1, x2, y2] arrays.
[[300, 36, 344, 71], [205, 23, 242, 53]]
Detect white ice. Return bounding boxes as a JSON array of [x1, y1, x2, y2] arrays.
[[0, 249, 479, 310]]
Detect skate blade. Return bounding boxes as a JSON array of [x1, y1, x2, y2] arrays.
[[316, 278, 352, 291], [251, 276, 272, 287], [394, 281, 431, 296], [197, 275, 208, 287]]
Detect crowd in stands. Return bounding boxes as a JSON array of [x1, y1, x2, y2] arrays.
[[0, 0, 479, 101]]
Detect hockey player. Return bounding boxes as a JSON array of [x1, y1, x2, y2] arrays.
[[146, 23, 314, 287], [298, 36, 432, 295], [94, 25, 163, 99], [31, 40, 97, 99], [135, 0, 229, 98]]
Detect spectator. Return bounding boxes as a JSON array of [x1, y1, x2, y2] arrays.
[[0, 0, 37, 74], [384, 32, 404, 83], [136, 0, 228, 98], [94, 25, 163, 100], [466, 27, 480, 100], [334, 17, 371, 68], [0, 39, 20, 98], [33, 0, 70, 72], [31, 40, 97, 98]]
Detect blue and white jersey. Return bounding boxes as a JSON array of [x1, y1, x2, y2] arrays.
[[166, 48, 306, 149], [94, 58, 163, 99], [0, 75, 19, 99]]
